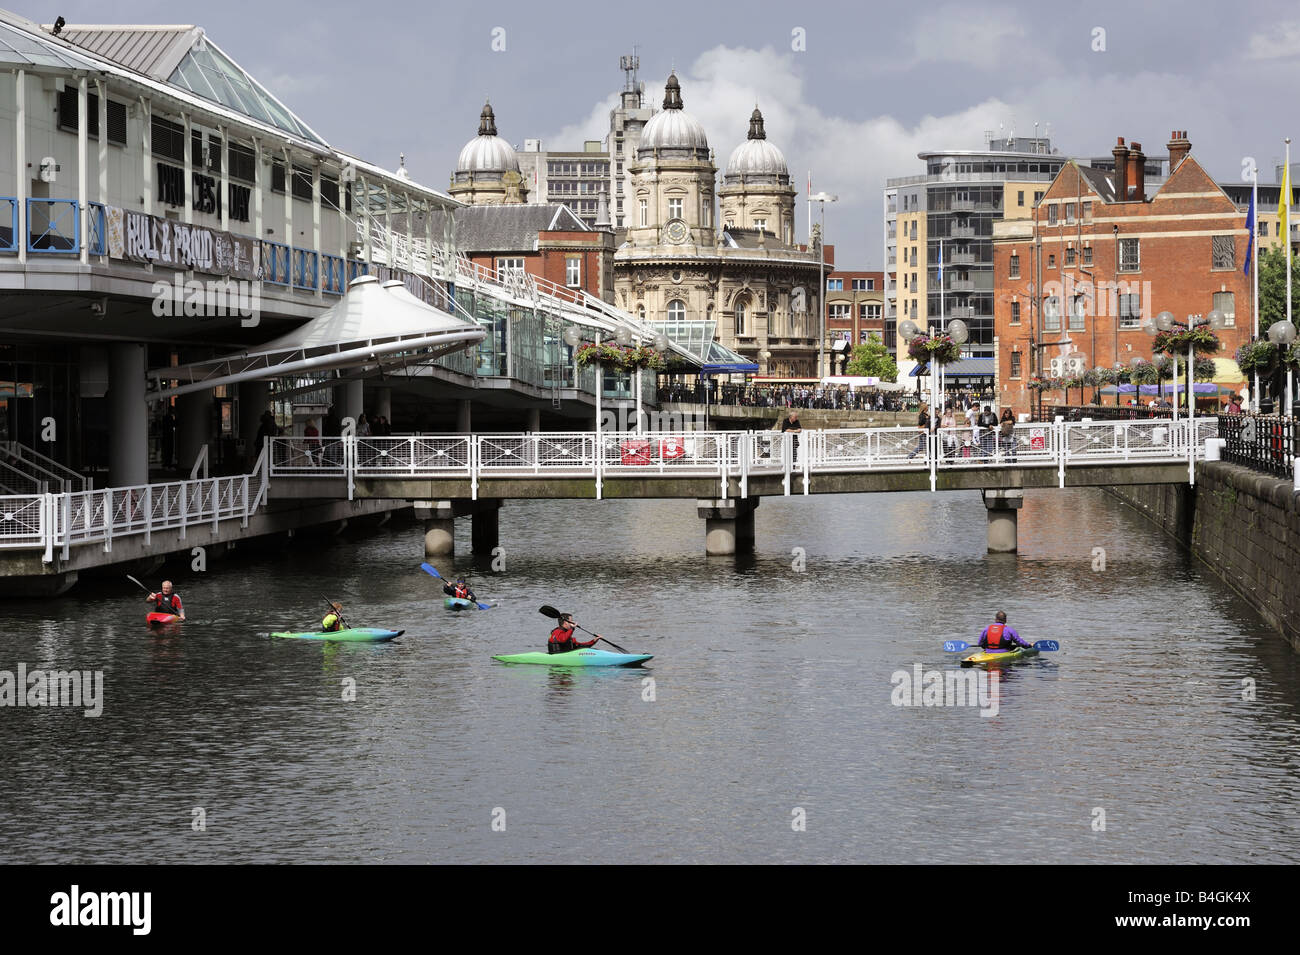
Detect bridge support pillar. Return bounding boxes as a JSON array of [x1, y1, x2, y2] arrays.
[[108, 343, 149, 487], [413, 500, 456, 557], [698, 498, 758, 555], [175, 388, 212, 477], [525, 407, 541, 432], [471, 499, 501, 554], [982, 488, 1024, 553], [457, 399, 472, 433], [373, 387, 392, 424], [341, 379, 364, 424]]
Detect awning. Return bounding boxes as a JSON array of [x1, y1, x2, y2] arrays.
[[909, 363, 931, 377], [147, 275, 485, 400], [701, 362, 759, 375], [942, 358, 996, 377]]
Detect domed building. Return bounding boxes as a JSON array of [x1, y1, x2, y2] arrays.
[[615, 76, 822, 376], [449, 102, 528, 205]]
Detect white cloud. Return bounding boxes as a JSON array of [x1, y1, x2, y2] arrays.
[[1246, 21, 1300, 59], [908, 5, 1039, 71]]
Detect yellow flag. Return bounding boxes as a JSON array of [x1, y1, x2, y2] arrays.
[[1281, 162, 1291, 245]]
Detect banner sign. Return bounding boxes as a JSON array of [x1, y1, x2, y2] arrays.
[[117, 209, 259, 280]]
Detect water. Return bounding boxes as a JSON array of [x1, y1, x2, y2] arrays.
[[1, 489, 1297, 864]]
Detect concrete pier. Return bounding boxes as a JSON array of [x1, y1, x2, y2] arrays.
[[414, 500, 456, 556], [108, 343, 148, 488], [697, 497, 759, 555], [982, 488, 1024, 553]]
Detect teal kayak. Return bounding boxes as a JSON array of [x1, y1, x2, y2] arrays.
[[271, 628, 403, 642], [493, 648, 652, 667], [444, 597, 475, 611]]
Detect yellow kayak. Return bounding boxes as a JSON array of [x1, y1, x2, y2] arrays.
[[961, 647, 1039, 668]]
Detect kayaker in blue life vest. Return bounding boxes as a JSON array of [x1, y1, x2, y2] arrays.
[[979, 611, 1032, 651], [322, 603, 344, 632], [548, 613, 597, 654], [147, 581, 185, 620], [442, 577, 477, 602]]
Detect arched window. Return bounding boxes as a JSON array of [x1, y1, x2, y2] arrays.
[[667, 299, 686, 323], [735, 299, 747, 336]]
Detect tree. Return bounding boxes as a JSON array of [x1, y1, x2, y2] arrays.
[[1257, 246, 1300, 332], [845, 333, 899, 381]]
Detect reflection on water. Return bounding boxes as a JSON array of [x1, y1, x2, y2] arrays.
[[0, 489, 1297, 863]]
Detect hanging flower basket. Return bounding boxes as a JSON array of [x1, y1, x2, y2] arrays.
[[906, 334, 963, 365], [575, 342, 666, 371], [1151, 324, 1221, 357], [1025, 375, 1060, 392]]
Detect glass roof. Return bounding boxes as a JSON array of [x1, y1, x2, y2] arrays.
[[0, 21, 97, 70], [651, 318, 717, 360], [169, 37, 326, 145]]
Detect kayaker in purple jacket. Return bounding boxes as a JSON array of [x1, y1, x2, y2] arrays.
[[978, 611, 1032, 651]]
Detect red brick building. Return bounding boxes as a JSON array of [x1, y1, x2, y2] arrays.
[[825, 267, 885, 372], [993, 131, 1252, 415], [433, 204, 616, 302]]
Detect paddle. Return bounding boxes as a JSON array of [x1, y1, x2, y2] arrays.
[[419, 562, 492, 609], [943, 639, 1060, 652], [538, 604, 630, 654], [131, 574, 183, 621], [321, 594, 350, 631]]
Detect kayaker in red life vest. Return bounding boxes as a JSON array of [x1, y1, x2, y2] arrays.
[[979, 611, 1031, 651], [442, 577, 477, 602], [147, 581, 185, 621], [548, 613, 597, 654]]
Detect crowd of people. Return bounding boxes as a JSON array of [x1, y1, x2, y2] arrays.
[[907, 397, 1020, 460], [657, 383, 912, 411]]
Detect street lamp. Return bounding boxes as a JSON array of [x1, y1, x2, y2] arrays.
[[1184, 309, 1227, 422], [811, 191, 838, 378], [1268, 318, 1297, 413]]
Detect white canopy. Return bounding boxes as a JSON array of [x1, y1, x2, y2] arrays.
[[148, 276, 485, 399]]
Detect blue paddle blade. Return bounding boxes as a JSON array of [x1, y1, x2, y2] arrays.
[[476, 602, 493, 610], [943, 641, 971, 652], [1033, 640, 1060, 651], [420, 563, 442, 579]]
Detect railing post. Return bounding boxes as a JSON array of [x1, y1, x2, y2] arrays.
[[61, 492, 70, 561], [179, 481, 187, 540], [802, 430, 811, 496], [103, 488, 112, 553], [41, 492, 53, 564], [740, 432, 750, 500], [211, 478, 219, 533], [471, 436, 479, 501], [144, 484, 152, 546], [719, 430, 728, 502], [345, 433, 355, 502], [1056, 417, 1066, 489], [929, 429, 937, 493], [594, 432, 603, 501], [782, 432, 792, 496], [241, 474, 250, 528]]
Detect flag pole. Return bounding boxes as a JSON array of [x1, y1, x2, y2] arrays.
[[1286, 138, 1294, 416], [1252, 166, 1260, 411]]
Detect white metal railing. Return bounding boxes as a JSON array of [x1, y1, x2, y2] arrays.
[[1, 441, 90, 493], [264, 419, 1215, 501], [0, 446, 268, 563]]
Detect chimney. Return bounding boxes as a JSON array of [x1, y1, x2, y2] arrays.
[[1112, 137, 1130, 203], [1127, 142, 1146, 201], [1167, 129, 1191, 172]]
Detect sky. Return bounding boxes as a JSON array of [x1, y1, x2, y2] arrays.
[[27, 0, 1300, 266]]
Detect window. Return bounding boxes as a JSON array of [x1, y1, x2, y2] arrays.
[[1065, 203, 1075, 224], [668, 198, 683, 220], [1118, 292, 1142, 328], [829, 304, 851, 323], [861, 304, 882, 321], [1082, 202, 1093, 222], [291, 166, 313, 202], [271, 161, 286, 194], [1069, 295, 1086, 331], [638, 199, 647, 226], [151, 116, 186, 162], [1047, 204, 1058, 225], [57, 88, 128, 146], [1065, 247, 1076, 266], [1212, 235, 1235, 270], [1010, 301, 1021, 325], [1009, 253, 1020, 279], [565, 256, 581, 287], [1010, 352, 1022, 378], [496, 257, 525, 277], [1082, 246, 1093, 266], [1260, 221, 1269, 237], [1044, 295, 1061, 331], [1017, 190, 1025, 207], [667, 299, 686, 322], [1033, 191, 1044, 204], [1119, 237, 1140, 272], [1213, 291, 1236, 327], [851, 278, 874, 291], [725, 219, 734, 230], [827, 278, 843, 291], [735, 299, 747, 336], [910, 222, 917, 240], [1048, 254, 1055, 269], [750, 217, 765, 232]]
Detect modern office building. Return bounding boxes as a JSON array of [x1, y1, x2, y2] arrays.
[[606, 54, 655, 233], [516, 141, 611, 228]]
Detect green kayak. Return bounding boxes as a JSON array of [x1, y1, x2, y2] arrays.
[[271, 627, 403, 642]]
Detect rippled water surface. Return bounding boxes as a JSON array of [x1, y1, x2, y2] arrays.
[[1, 489, 1297, 863]]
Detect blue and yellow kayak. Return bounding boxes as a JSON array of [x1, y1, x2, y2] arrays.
[[492, 649, 652, 667], [271, 628, 403, 642], [961, 646, 1038, 668]]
